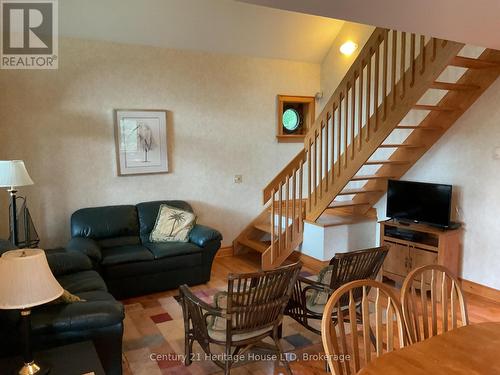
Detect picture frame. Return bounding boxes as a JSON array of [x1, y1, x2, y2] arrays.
[[114, 109, 169, 176]]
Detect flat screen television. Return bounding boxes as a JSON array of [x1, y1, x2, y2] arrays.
[[386, 180, 452, 228]]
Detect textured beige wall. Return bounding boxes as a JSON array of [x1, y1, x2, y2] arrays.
[[0, 38, 320, 248]]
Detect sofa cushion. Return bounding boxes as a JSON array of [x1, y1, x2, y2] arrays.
[[0, 239, 17, 255], [31, 290, 124, 333], [104, 252, 203, 280], [46, 252, 93, 277], [136, 200, 193, 243], [101, 245, 154, 266], [143, 241, 202, 259], [57, 270, 108, 294], [71, 205, 140, 245]]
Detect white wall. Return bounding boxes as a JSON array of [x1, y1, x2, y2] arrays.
[[318, 23, 500, 289], [0, 38, 320, 248], [374, 78, 500, 290]]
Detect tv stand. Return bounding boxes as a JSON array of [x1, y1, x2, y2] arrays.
[[380, 219, 462, 286]]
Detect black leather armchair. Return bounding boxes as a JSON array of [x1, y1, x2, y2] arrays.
[[0, 243, 124, 375], [67, 200, 223, 299]]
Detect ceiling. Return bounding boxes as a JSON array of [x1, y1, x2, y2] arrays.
[[59, 0, 345, 63], [238, 0, 500, 50]]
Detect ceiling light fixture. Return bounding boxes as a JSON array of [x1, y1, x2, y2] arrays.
[[340, 41, 358, 56]]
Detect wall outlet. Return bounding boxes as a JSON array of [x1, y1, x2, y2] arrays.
[[234, 175, 243, 184]]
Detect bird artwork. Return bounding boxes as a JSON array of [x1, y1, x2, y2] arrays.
[[132, 122, 154, 162]]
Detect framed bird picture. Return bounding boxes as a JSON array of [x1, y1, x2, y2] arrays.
[[114, 109, 169, 176]]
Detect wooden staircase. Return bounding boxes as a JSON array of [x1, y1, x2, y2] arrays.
[[234, 27, 500, 270]]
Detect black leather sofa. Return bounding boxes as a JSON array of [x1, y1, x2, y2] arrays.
[[0, 240, 124, 375], [67, 200, 222, 299]]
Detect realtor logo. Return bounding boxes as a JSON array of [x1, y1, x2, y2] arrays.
[[0, 0, 58, 69]]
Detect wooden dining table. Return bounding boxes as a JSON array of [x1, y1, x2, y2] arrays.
[[359, 322, 500, 374]]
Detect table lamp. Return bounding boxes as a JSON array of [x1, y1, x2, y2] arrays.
[[0, 249, 63, 375], [0, 160, 34, 246]]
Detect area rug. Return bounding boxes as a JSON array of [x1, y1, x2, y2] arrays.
[[122, 273, 322, 374]]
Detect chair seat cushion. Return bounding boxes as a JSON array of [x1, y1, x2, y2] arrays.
[[208, 325, 273, 342], [306, 266, 333, 308], [207, 290, 273, 342], [101, 245, 154, 266], [143, 241, 202, 259], [207, 291, 273, 341], [57, 270, 108, 294]]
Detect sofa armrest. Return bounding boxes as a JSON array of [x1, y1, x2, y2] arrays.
[[189, 224, 222, 247], [66, 237, 102, 262], [46, 252, 93, 277]]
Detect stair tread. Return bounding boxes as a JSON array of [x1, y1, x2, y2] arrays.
[[338, 188, 384, 195], [396, 125, 442, 130], [413, 104, 457, 112], [310, 212, 377, 228], [253, 222, 272, 233], [450, 56, 500, 69], [329, 200, 370, 208], [351, 174, 395, 181], [379, 144, 424, 148], [364, 160, 410, 165], [238, 237, 269, 253], [431, 81, 480, 91]]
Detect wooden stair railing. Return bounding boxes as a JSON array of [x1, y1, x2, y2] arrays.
[[235, 26, 498, 270], [303, 30, 463, 222]]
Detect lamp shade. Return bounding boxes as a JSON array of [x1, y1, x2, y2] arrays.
[[0, 160, 34, 189], [0, 249, 63, 309]]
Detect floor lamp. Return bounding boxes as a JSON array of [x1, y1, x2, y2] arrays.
[[0, 161, 34, 246], [0, 249, 63, 374]]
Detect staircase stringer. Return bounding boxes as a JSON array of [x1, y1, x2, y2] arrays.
[[305, 39, 465, 222], [352, 48, 500, 215], [235, 28, 468, 270]]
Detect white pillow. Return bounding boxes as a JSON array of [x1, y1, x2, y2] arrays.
[[150, 205, 196, 243]]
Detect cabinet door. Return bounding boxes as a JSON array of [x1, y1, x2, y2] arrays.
[[409, 246, 438, 285], [410, 246, 438, 270], [383, 242, 409, 277]]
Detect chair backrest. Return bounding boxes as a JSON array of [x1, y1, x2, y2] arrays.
[[401, 264, 468, 344], [321, 279, 405, 375], [328, 246, 389, 290], [327, 246, 389, 308], [226, 262, 302, 336]]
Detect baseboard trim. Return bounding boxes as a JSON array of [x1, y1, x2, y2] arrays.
[[291, 251, 329, 273], [216, 246, 234, 258], [460, 278, 500, 303]]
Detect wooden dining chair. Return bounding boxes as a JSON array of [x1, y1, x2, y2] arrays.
[[321, 279, 405, 375], [401, 264, 469, 344]]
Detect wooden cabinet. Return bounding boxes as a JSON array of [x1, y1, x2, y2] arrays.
[[380, 220, 461, 286]]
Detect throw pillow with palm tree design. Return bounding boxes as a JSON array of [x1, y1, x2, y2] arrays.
[[150, 205, 196, 242]]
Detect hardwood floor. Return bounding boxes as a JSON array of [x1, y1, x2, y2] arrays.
[[122, 253, 500, 374]]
